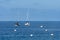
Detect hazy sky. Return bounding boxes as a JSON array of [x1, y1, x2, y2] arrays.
[[0, 0, 60, 21]]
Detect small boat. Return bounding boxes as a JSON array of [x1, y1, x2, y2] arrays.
[[25, 8, 30, 26], [15, 22, 20, 26], [25, 22, 30, 26], [15, 8, 20, 26]]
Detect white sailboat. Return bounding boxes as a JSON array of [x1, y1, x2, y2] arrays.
[[25, 8, 30, 26], [25, 21, 30, 26]]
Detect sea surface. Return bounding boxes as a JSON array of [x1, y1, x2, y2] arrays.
[[0, 21, 60, 40]]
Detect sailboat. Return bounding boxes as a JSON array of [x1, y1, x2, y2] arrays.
[[25, 21, 30, 26], [15, 22, 20, 26], [15, 8, 20, 26], [25, 8, 30, 26]]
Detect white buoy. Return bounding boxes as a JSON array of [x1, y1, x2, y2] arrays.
[[14, 29, 17, 32], [30, 34, 33, 37], [40, 25, 43, 28], [45, 29, 48, 32], [50, 33, 54, 36]]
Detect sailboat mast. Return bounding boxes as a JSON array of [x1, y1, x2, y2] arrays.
[[26, 8, 30, 21], [16, 8, 19, 21], [16, 8, 18, 21]]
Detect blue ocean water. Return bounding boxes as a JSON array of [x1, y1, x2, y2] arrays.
[[0, 21, 60, 40]]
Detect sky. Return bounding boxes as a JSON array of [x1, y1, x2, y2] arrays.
[[0, 0, 60, 21]]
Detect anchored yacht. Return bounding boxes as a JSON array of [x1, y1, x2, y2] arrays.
[[25, 8, 30, 26], [15, 22, 20, 26], [15, 8, 20, 26], [25, 21, 30, 26]]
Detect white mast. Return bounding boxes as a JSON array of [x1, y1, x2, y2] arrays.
[[26, 8, 29, 21], [17, 8, 19, 21]]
